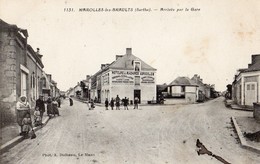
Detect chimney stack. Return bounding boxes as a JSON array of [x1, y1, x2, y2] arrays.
[[126, 48, 132, 56]]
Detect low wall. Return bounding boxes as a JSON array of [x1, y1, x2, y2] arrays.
[[253, 103, 260, 121]]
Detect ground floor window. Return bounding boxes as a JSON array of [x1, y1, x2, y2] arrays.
[[21, 71, 27, 96]]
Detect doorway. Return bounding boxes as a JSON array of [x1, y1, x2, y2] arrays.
[[245, 82, 257, 106], [134, 90, 141, 103]]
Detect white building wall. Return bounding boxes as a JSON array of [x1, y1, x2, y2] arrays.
[[100, 69, 156, 104]]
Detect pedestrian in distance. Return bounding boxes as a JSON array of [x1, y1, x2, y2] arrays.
[[16, 95, 31, 136], [35, 95, 45, 124], [110, 98, 114, 110], [115, 95, 120, 110], [134, 97, 139, 109], [123, 97, 129, 110], [105, 98, 109, 110], [69, 97, 73, 106]]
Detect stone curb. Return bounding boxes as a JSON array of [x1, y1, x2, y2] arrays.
[[0, 116, 50, 154], [231, 106, 253, 112], [231, 116, 260, 154]]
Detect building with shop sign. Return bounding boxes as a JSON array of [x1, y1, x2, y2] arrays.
[[90, 48, 157, 104]]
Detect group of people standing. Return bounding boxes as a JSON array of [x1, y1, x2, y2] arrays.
[[105, 95, 140, 110], [46, 96, 61, 117], [16, 95, 61, 137]]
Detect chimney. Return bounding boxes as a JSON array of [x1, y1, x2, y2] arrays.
[[101, 64, 104, 70], [251, 54, 260, 65], [36, 48, 43, 59], [126, 48, 132, 56]]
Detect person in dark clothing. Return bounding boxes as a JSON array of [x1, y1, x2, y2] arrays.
[[69, 97, 73, 106], [115, 95, 120, 110], [123, 97, 129, 110], [57, 97, 61, 108], [105, 98, 109, 110], [134, 97, 139, 109], [35, 95, 45, 124], [110, 98, 114, 110], [46, 97, 53, 117]]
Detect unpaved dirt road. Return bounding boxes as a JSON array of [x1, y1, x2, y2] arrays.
[[1, 97, 259, 164]]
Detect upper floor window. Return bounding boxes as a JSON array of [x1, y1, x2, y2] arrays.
[[134, 61, 141, 71], [42, 77, 47, 88], [135, 76, 140, 85]]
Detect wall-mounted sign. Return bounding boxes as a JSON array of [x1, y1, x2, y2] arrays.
[[102, 73, 109, 85], [111, 71, 154, 76], [141, 76, 155, 84], [112, 75, 134, 84]]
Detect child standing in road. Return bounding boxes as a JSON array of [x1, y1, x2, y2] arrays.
[[22, 113, 32, 136], [34, 107, 42, 126]]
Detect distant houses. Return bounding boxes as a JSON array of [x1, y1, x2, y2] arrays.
[[232, 54, 260, 106], [167, 76, 198, 103], [158, 75, 217, 104]]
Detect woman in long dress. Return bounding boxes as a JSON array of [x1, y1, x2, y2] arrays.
[[52, 98, 60, 116], [16, 96, 31, 135]]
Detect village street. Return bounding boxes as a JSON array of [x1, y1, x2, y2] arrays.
[[1, 97, 259, 164]]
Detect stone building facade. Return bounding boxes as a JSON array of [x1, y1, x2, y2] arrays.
[[0, 19, 59, 124]]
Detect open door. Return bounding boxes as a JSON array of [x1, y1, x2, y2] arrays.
[[134, 90, 141, 103]]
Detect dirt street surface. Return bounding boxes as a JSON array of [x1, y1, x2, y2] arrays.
[[1, 97, 259, 164]]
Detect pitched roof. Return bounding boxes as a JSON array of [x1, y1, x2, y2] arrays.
[[109, 54, 156, 71], [156, 84, 168, 91], [169, 77, 198, 86]]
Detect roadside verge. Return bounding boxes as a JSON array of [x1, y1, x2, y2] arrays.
[[231, 116, 260, 154]]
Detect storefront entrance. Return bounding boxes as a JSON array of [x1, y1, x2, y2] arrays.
[[134, 90, 141, 103]]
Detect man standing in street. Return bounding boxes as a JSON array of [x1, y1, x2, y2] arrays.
[[123, 97, 129, 110], [36, 95, 45, 125], [115, 95, 121, 110]]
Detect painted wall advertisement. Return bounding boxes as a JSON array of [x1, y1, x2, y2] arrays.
[[111, 70, 155, 84]]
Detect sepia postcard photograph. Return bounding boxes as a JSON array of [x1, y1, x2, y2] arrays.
[[0, 0, 260, 163]]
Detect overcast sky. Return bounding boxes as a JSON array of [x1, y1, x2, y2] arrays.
[[1, 0, 259, 91]]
